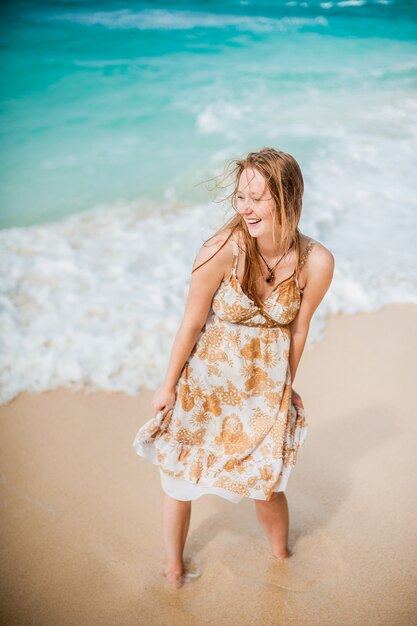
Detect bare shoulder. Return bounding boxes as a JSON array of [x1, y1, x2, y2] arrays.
[[192, 228, 234, 277], [301, 233, 335, 271], [202, 227, 234, 250]]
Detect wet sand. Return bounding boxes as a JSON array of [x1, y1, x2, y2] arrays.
[[1, 303, 416, 625]]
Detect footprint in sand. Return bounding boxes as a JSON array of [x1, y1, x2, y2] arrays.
[[230, 533, 344, 594]]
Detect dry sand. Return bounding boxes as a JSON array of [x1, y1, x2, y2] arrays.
[[1, 303, 416, 626]]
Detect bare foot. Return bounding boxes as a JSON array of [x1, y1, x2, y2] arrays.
[[272, 547, 293, 560], [163, 565, 185, 588]]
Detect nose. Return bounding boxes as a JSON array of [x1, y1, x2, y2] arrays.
[[240, 198, 256, 213]]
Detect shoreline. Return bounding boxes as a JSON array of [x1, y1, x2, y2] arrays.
[[1, 303, 416, 625], [2, 301, 416, 409]]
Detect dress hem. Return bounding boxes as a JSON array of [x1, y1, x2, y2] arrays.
[[133, 437, 301, 504]]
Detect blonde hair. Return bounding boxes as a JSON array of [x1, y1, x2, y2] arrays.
[[193, 147, 304, 310]]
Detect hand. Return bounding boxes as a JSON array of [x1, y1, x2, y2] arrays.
[[151, 385, 177, 419], [291, 388, 304, 409]]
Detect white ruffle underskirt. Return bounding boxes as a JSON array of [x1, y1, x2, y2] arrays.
[[158, 462, 293, 504]]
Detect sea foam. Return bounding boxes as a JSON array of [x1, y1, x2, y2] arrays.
[[45, 9, 329, 33], [1, 122, 417, 406]]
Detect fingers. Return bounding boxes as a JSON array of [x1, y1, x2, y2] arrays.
[[291, 389, 304, 410], [292, 395, 304, 409], [152, 406, 173, 419]]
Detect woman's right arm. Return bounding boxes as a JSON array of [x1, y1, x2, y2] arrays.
[[151, 232, 233, 417]]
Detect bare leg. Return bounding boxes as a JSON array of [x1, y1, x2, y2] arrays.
[[162, 493, 192, 587], [254, 492, 291, 559]]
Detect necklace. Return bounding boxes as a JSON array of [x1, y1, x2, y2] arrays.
[[256, 245, 287, 283]]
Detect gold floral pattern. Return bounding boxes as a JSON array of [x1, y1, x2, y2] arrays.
[[133, 234, 316, 501], [215, 414, 252, 455]]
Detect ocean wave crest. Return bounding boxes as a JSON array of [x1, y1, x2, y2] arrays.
[[45, 9, 329, 33]]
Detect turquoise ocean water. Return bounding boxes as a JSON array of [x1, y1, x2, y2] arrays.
[[1, 0, 416, 227], [0, 1, 416, 402]]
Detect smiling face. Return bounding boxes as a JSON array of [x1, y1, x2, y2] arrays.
[[235, 167, 277, 238]]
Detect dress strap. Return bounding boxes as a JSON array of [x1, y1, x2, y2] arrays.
[[230, 232, 239, 274], [298, 238, 316, 270]]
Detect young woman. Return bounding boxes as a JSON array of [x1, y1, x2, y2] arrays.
[[133, 147, 334, 588]]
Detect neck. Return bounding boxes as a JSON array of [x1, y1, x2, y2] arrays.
[[254, 231, 285, 258]]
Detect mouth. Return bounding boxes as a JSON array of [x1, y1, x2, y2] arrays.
[[246, 218, 262, 226]]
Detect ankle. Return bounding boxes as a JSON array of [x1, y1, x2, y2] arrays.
[[164, 560, 184, 573], [272, 546, 292, 559]]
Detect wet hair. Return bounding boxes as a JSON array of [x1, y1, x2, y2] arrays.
[[193, 147, 304, 310]]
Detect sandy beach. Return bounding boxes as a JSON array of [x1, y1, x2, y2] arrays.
[[1, 303, 416, 626]]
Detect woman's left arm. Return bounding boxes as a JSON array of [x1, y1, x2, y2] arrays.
[[289, 244, 335, 388]]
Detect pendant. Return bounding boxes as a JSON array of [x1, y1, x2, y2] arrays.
[[265, 272, 274, 283]]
